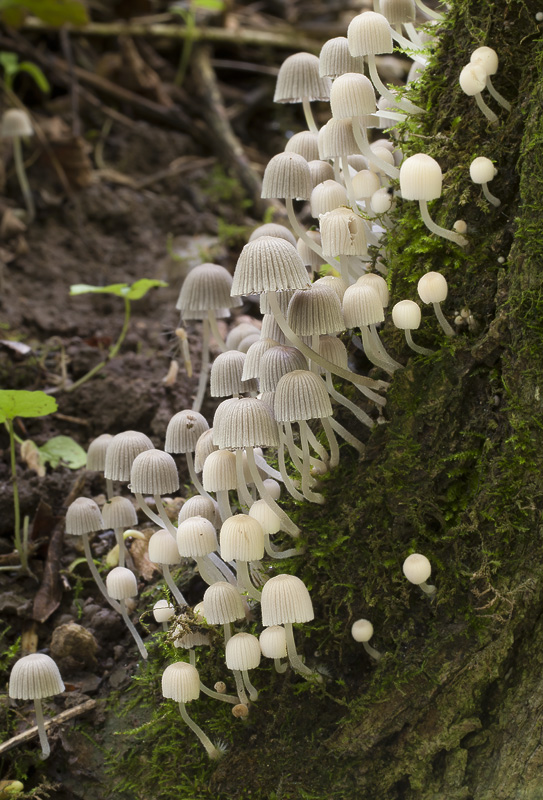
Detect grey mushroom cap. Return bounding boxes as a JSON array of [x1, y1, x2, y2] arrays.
[[9, 653, 64, 700]]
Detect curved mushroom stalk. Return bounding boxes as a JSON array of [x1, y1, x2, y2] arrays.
[[119, 598, 148, 660], [302, 97, 318, 134], [34, 699, 50, 759], [418, 200, 468, 247], [236, 559, 262, 602], [363, 641, 383, 661], [162, 564, 187, 607], [186, 450, 211, 500], [324, 372, 374, 429], [405, 329, 434, 356], [367, 53, 424, 114], [244, 447, 300, 537], [284, 622, 317, 678], [82, 533, 122, 614], [178, 701, 222, 759]]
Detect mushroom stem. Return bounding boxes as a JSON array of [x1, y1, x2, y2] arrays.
[[367, 53, 424, 114], [414, 0, 445, 20], [178, 701, 221, 759], [236, 448, 254, 510], [245, 447, 300, 537], [253, 451, 283, 482], [404, 22, 423, 46], [328, 416, 365, 455], [486, 76, 511, 111], [162, 564, 187, 606], [192, 318, 210, 413], [278, 428, 306, 502], [232, 670, 250, 705], [341, 155, 360, 213], [284, 622, 314, 677], [360, 325, 392, 373], [285, 197, 323, 258], [352, 119, 400, 180], [362, 641, 382, 661], [186, 451, 211, 499], [274, 657, 288, 673], [119, 598, 148, 660], [12, 135, 35, 224], [33, 698, 50, 758], [265, 291, 388, 400], [369, 323, 403, 372], [300, 421, 325, 504], [82, 533, 122, 613], [302, 96, 318, 134], [241, 670, 259, 702], [418, 200, 468, 246], [114, 528, 126, 568], [200, 682, 239, 704], [320, 417, 340, 468], [207, 309, 227, 352], [482, 182, 501, 207], [106, 478, 115, 500], [390, 28, 427, 63], [405, 329, 434, 356], [474, 92, 498, 124], [325, 373, 374, 429], [223, 621, 232, 645], [236, 559, 262, 602], [134, 492, 165, 530], [419, 580, 437, 597], [153, 494, 178, 539], [216, 489, 233, 523], [264, 534, 302, 559], [339, 255, 351, 286], [432, 302, 456, 337]]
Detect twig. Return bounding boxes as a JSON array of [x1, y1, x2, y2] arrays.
[[21, 18, 323, 52], [133, 156, 216, 190], [191, 45, 275, 217], [59, 29, 81, 138], [0, 699, 97, 755]]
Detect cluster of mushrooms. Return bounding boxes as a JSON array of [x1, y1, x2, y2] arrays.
[[9, 0, 509, 761]]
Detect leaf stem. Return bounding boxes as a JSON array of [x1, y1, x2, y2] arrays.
[[7, 419, 26, 572]]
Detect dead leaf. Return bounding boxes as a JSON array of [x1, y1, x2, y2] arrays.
[[0, 340, 32, 356], [129, 528, 157, 582], [32, 523, 64, 624], [0, 208, 26, 240], [20, 440, 45, 477]]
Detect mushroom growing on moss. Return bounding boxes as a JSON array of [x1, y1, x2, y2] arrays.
[[402, 553, 437, 597], [9, 654, 65, 758], [351, 619, 382, 661], [469, 156, 501, 207]]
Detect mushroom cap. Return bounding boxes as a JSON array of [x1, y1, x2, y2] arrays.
[[259, 625, 287, 658], [313, 275, 348, 302], [380, 0, 415, 24], [274, 369, 333, 422], [262, 152, 312, 201], [202, 449, 238, 492], [148, 528, 182, 565], [287, 285, 345, 337], [242, 338, 280, 381], [371, 187, 393, 214], [106, 566, 138, 600], [176, 263, 238, 313], [318, 335, 349, 370], [249, 223, 297, 247], [165, 410, 209, 455], [310, 180, 348, 218], [343, 283, 384, 328], [194, 429, 218, 473], [220, 514, 265, 562], [153, 599, 175, 623], [240, 338, 264, 361], [260, 345, 309, 393], [261, 574, 314, 626], [297, 232, 325, 272], [351, 618, 374, 642], [225, 632, 262, 671], [403, 553, 432, 584], [318, 118, 359, 160], [161, 661, 200, 703], [104, 430, 155, 482], [319, 36, 365, 79], [470, 46, 498, 75], [356, 273, 389, 308], [347, 11, 394, 57], [203, 581, 245, 624], [173, 629, 211, 649], [210, 350, 257, 397], [459, 62, 487, 96], [65, 497, 104, 536], [177, 515, 218, 558], [86, 433, 113, 472], [212, 397, 279, 450], [231, 236, 310, 296], [9, 653, 64, 700], [320, 207, 367, 258], [469, 156, 496, 184], [129, 449, 179, 495], [307, 159, 335, 188], [399, 153, 442, 201], [285, 131, 320, 162], [249, 498, 281, 534], [102, 495, 138, 530], [225, 322, 261, 352], [1, 108, 34, 138], [417, 271, 448, 304], [392, 299, 421, 330], [274, 52, 332, 103], [260, 314, 286, 345], [352, 169, 381, 200], [369, 146, 396, 174], [178, 495, 220, 529], [330, 72, 377, 119]]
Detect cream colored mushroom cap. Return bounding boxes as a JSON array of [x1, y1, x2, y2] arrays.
[[403, 553, 432, 584], [106, 566, 138, 600], [399, 153, 443, 201], [417, 271, 448, 304], [319, 36, 365, 78], [102, 495, 138, 530], [347, 11, 394, 57], [469, 156, 496, 184], [65, 497, 104, 536], [176, 263, 236, 313], [220, 514, 265, 562], [356, 273, 389, 307], [308, 159, 335, 188], [9, 653, 64, 700], [210, 350, 256, 398], [381, 0, 415, 24], [194, 429, 218, 473], [178, 495, 220, 528], [203, 581, 245, 624], [343, 283, 384, 328], [391, 299, 421, 330], [232, 236, 310, 296], [285, 131, 320, 162], [352, 169, 381, 200], [459, 62, 487, 96], [130, 449, 179, 495], [287, 284, 346, 337], [249, 223, 297, 247], [330, 72, 376, 119], [1, 108, 34, 138], [274, 52, 332, 103], [148, 528, 181, 565], [165, 410, 209, 455], [470, 46, 498, 75], [153, 599, 175, 623], [249, 499, 281, 534], [225, 632, 261, 671], [260, 345, 309, 393], [310, 180, 348, 218], [259, 625, 287, 658], [351, 618, 374, 642], [318, 118, 359, 160], [320, 207, 367, 258], [261, 573, 314, 626], [212, 397, 279, 450], [202, 449, 237, 493], [161, 661, 200, 702], [177, 515, 218, 558]]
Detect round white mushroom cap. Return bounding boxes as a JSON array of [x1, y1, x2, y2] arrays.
[[459, 62, 487, 96], [225, 632, 261, 671], [161, 661, 200, 703], [470, 46, 498, 75], [399, 153, 442, 201], [403, 553, 432, 584], [392, 299, 422, 330], [148, 528, 182, 565], [9, 653, 64, 700], [153, 599, 175, 623], [469, 156, 496, 184], [106, 566, 138, 600], [249, 499, 281, 534], [65, 497, 104, 536], [220, 514, 265, 562], [347, 11, 394, 57], [351, 619, 374, 642], [259, 625, 287, 659], [130, 449, 179, 495], [177, 515, 218, 558], [165, 410, 209, 455], [417, 271, 448, 304], [203, 581, 245, 624], [178, 495, 220, 529]]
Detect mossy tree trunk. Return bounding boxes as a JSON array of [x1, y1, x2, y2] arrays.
[[209, 2, 543, 798]]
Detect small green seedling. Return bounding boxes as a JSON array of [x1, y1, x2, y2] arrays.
[[0, 52, 50, 94], [67, 278, 168, 392], [170, 0, 225, 86], [0, 389, 57, 572]]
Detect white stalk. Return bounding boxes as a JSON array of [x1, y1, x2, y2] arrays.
[[193, 318, 210, 413], [236, 559, 262, 602], [153, 494, 178, 539], [13, 136, 35, 224], [245, 447, 300, 537], [482, 182, 501, 207], [278, 428, 305, 502], [34, 699, 50, 759], [300, 421, 325, 504], [369, 323, 403, 371], [235, 448, 254, 509], [418, 200, 468, 246], [367, 53, 424, 114], [178, 701, 221, 759], [134, 492, 164, 529], [320, 417, 340, 468], [405, 329, 434, 356], [82, 533, 121, 613], [328, 416, 365, 455], [432, 302, 456, 337], [486, 76, 511, 111], [162, 563, 187, 606], [216, 489, 233, 523], [474, 92, 498, 124], [241, 669, 259, 701], [207, 309, 227, 352], [119, 598, 148, 660], [302, 96, 318, 134], [362, 641, 382, 661], [284, 622, 314, 676], [324, 372, 374, 429], [186, 451, 211, 499]]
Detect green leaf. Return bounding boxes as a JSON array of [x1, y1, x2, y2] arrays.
[[38, 435, 87, 469], [17, 61, 50, 93], [194, 0, 224, 9], [22, 0, 88, 26], [0, 390, 57, 423], [70, 279, 167, 301], [121, 279, 168, 300], [0, 52, 19, 74]]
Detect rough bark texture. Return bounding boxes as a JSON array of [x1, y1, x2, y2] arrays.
[[97, 2, 543, 798]]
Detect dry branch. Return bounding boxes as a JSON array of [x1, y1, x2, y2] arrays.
[[0, 699, 97, 755]]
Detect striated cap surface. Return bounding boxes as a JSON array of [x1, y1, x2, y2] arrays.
[[203, 581, 245, 624], [225, 632, 261, 670], [343, 283, 384, 328], [202, 449, 238, 493], [287, 285, 345, 336], [213, 397, 279, 449], [399, 153, 442, 201], [274, 52, 331, 103], [274, 369, 333, 421], [165, 410, 209, 455], [130, 449, 179, 495], [102, 495, 138, 530], [320, 36, 365, 78], [66, 497, 104, 536], [220, 514, 265, 562], [260, 345, 308, 393], [86, 433, 113, 472], [162, 661, 200, 702], [148, 528, 181, 565], [177, 515, 218, 557], [261, 573, 314, 626], [347, 11, 393, 57], [9, 653, 64, 700], [106, 566, 138, 600], [104, 430, 154, 482]]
